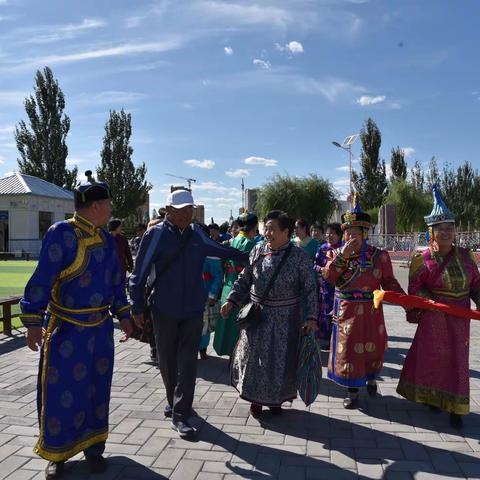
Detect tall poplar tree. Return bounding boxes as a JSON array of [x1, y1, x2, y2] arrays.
[[390, 147, 407, 181], [352, 118, 387, 209], [97, 109, 151, 218], [15, 66, 77, 189]]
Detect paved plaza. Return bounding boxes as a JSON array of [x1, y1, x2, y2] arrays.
[[1, 266, 480, 479]]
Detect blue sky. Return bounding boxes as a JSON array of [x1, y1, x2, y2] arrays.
[[0, 0, 479, 223]]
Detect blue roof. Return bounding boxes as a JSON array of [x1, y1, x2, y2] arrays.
[[0, 172, 74, 200]]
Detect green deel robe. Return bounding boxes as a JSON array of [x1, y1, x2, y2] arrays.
[[213, 233, 256, 356]]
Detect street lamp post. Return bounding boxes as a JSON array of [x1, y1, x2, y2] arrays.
[[332, 134, 359, 204]]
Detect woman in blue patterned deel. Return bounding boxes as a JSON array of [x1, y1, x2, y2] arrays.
[[20, 171, 132, 480]]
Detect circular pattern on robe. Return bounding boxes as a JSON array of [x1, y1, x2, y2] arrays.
[[96, 357, 109, 375], [47, 417, 61, 436], [337, 343, 344, 354], [343, 324, 353, 335], [47, 367, 59, 384], [88, 384, 96, 400], [95, 403, 107, 420], [89, 293, 104, 308], [59, 340, 74, 359], [88, 312, 102, 323], [365, 342, 376, 353], [343, 363, 354, 374], [79, 271, 93, 288], [74, 411, 85, 429], [378, 324, 385, 335], [60, 390, 74, 409], [63, 230, 76, 249], [371, 360, 382, 369], [373, 269, 382, 279], [354, 343, 365, 354], [87, 336, 96, 353], [92, 247, 105, 263], [73, 362, 87, 381], [48, 243, 63, 263], [29, 286, 44, 303], [64, 295, 75, 308], [355, 304, 364, 315]]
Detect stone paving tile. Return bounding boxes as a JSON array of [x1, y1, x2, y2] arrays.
[[1, 270, 480, 479]]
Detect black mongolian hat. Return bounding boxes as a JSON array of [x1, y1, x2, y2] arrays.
[[341, 193, 370, 230], [74, 170, 111, 207]]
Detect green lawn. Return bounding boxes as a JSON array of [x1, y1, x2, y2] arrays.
[[0, 260, 37, 332]]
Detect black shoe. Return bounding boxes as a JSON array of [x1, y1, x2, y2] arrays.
[[343, 392, 359, 409], [250, 403, 263, 418], [269, 406, 282, 415], [449, 413, 463, 429], [171, 419, 195, 438], [428, 405, 442, 413], [45, 461, 64, 479], [199, 349, 208, 360], [366, 381, 377, 397], [164, 404, 173, 418], [86, 455, 107, 474]]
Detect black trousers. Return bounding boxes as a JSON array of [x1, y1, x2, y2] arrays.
[[152, 310, 203, 421]]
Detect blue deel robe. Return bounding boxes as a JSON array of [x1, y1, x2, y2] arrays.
[[20, 213, 130, 462]]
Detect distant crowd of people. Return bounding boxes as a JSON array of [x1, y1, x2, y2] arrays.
[[19, 171, 480, 479]]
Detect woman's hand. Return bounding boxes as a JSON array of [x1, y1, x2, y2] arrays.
[[341, 238, 360, 259], [221, 301, 234, 319], [303, 319, 319, 334]]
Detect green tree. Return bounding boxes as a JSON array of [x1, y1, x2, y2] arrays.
[[385, 180, 432, 232], [425, 156, 440, 191], [97, 109, 151, 218], [390, 147, 407, 181], [440, 161, 478, 230], [352, 118, 388, 209], [256, 173, 338, 225], [410, 160, 425, 192], [15, 66, 77, 189]]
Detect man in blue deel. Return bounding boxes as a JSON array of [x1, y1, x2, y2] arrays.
[[130, 189, 248, 438], [20, 171, 132, 479]]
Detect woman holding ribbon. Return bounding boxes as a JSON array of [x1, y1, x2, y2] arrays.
[[324, 195, 404, 408], [397, 185, 480, 429]]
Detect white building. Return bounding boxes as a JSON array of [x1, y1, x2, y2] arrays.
[[0, 173, 74, 257]]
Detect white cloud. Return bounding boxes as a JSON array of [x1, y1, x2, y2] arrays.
[[224, 46, 234, 56], [226, 168, 250, 178], [333, 178, 350, 187], [7, 39, 184, 71], [286, 41, 304, 55], [1, 170, 15, 178], [402, 147, 416, 158], [0, 91, 28, 106], [197, 1, 293, 29], [0, 154, 5, 164], [0, 125, 13, 134], [294, 77, 365, 103], [356, 95, 386, 106], [253, 59, 271, 70], [244, 156, 277, 167], [336, 165, 350, 172], [73, 91, 148, 106], [184, 159, 216, 169]]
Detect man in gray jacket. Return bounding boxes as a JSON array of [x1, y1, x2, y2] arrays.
[[129, 189, 247, 438]]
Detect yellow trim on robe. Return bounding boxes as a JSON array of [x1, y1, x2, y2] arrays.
[[45, 309, 109, 327], [409, 252, 425, 279], [48, 300, 109, 314]]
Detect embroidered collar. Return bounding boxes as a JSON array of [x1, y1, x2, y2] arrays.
[[73, 213, 98, 236]]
